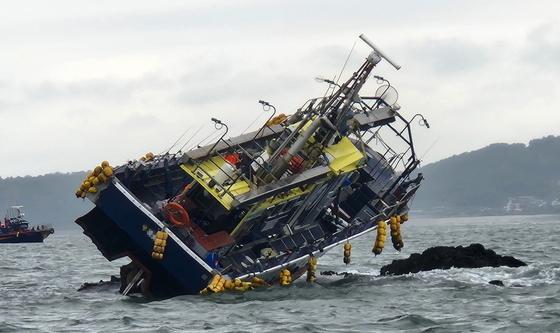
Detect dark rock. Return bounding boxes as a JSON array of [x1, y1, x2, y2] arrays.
[[489, 280, 504, 286], [320, 270, 353, 278], [380, 243, 526, 276], [78, 275, 121, 291]]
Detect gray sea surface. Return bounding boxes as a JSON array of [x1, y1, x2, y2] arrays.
[[1, 215, 559, 332]]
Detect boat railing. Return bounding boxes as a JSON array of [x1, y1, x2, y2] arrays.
[[350, 98, 426, 211], [188, 119, 285, 203]]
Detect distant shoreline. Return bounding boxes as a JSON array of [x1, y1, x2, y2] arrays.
[[411, 211, 560, 219]]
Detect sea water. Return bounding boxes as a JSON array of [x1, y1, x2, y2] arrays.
[[1, 215, 559, 332]]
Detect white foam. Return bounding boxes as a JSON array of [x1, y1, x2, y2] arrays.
[[410, 264, 560, 287]]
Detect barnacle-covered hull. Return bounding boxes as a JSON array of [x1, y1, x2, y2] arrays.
[[75, 35, 427, 297]]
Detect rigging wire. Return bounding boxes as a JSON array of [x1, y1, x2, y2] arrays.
[[160, 126, 192, 155], [178, 123, 205, 153], [335, 40, 357, 86], [419, 137, 440, 162], [241, 111, 264, 135], [316, 40, 357, 101], [191, 128, 223, 150]]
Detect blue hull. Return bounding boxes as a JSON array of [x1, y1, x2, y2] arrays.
[[82, 180, 215, 295], [77, 174, 417, 296]]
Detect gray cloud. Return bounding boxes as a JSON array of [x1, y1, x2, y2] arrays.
[[22, 74, 173, 103], [401, 38, 495, 75], [1, 1, 559, 177], [175, 59, 310, 106], [522, 22, 560, 72]]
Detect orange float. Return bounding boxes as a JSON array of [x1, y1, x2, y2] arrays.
[[164, 202, 191, 228]]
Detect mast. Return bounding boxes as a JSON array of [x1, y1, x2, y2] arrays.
[[258, 35, 399, 184]]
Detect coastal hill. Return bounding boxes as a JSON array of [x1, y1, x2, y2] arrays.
[[0, 172, 91, 229], [413, 135, 560, 216], [1, 135, 559, 229]]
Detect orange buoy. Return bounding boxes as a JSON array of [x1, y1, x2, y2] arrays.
[[164, 202, 191, 228], [224, 153, 240, 166]]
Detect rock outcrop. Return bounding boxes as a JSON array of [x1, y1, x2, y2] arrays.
[[78, 275, 120, 291], [489, 280, 505, 286], [380, 243, 526, 276]]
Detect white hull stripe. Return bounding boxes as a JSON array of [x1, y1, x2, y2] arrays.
[[113, 180, 214, 273], [237, 223, 379, 279]]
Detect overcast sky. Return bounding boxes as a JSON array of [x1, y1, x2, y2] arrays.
[[1, 1, 559, 177]]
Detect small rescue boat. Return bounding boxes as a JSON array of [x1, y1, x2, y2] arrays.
[[0, 206, 54, 243]]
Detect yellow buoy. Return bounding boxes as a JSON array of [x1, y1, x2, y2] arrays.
[[103, 166, 113, 177], [307, 256, 318, 283], [372, 220, 388, 255], [280, 269, 292, 286], [93, 166, 103, 176], [97, 174, 107, 183], [155, 231, 168, 240], [88, 187, 98, 193], [390, 215, 404, 251], [101, 161, 110, 168], [224, 279, 234, 290], [343, 242, 351, 264], [251, 277, 267, 286]]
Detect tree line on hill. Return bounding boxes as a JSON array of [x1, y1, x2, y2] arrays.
[[413, 135, 560, 216], [0, 172, 91, 229]]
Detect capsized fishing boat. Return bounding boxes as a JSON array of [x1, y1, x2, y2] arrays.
[[0, 206, 54, 243], [75, 35, 429, 296]]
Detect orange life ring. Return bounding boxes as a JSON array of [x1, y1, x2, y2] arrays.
[[164, 202, 191, 228]]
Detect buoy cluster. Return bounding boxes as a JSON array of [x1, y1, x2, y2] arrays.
[[390, 216, 404, 251], [151, 231, 168, 260], [75, 161, 114, 198], [201, 275, 268, 294], [140, 152, 155, 162], [306, 256, 318, 283], [280, 268, 292, 286], [343, 242, 351, 265], [372, 220, 387, 255]]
